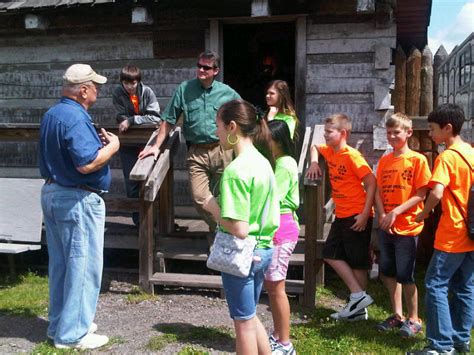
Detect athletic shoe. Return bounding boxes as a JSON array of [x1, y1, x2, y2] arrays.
[[454, 341, 471, 354], [47, 322, 98, 340], [272, 341, 296, 355], [337, 293, 374, 318], [55, 333, 109, 350], [375, 315, 403, 332], [406, 346, 455, 355], [399, 319, 422, 337], [330, 307, 368, 321], [269, 334, 279, 350]]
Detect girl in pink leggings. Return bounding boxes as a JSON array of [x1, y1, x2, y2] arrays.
[[264, 120, 300, 355]]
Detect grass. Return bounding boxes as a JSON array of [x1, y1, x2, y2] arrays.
[[147, 324, 234, 352], [0, 271, 49, 317], [30, 336, 125, 354], [124, 285, 159, 304]]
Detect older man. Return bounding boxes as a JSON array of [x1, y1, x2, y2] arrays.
[[39, 64, 119, 349], [139, 51, 240, 233]]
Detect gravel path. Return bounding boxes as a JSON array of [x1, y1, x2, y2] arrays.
[[0, 277, 310, 354]]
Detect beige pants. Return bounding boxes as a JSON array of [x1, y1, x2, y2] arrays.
[[187, 144, 233, 232]]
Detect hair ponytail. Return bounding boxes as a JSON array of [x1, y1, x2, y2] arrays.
[[253, 116, 275, 170]]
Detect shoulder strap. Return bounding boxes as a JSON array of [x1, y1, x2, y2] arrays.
[[445, 148, 471, 225]]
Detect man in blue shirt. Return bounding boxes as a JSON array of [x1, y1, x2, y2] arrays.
[[139, 51, 240, 233], [39, 64, 120, 350]]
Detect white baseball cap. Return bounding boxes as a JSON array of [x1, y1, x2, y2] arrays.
[[63, 64, 107, 84]]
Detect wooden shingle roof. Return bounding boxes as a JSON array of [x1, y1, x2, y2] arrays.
[[0, 0, 115, 12]]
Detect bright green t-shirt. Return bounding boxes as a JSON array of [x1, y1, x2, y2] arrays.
[[274, 112, 297, 140], [275, 155, 299, 214], [219, 146, 280, 248]]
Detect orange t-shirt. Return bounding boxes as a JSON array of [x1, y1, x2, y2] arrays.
[[130, 95, 139, 114], [376, 150, 431, 236], [429, 141, 474, 253], [318, 144, 373, 218]]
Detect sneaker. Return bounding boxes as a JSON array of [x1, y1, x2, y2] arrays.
[[269, 334, 279, 350], [454, 341, 471, 354], [55, 333, 109, 350], [375, 315, 403, 332], [399, 319, 422, 337], [337, 293, 374, 318], [272, 341, 296, 355], [406, 346, 455, 355], [330, 307, 368, 321], [47, 322, 98, 340]]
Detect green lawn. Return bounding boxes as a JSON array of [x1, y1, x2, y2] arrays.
[[1, 271, 472, 354]]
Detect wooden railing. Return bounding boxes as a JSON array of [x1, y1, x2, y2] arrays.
[[298, 124, 331, 308]]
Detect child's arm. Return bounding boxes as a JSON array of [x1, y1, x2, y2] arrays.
[[415, 183, 444, 222], [305, 145, 322, 180], [374, 187, 386, 221], [202, 195, 249, 239], [380, 186, 429, 231], [351, 173, 376, 231]]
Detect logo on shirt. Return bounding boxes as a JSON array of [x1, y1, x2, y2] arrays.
[[401, 168, 413, 181], [337, 165, 347, 175]]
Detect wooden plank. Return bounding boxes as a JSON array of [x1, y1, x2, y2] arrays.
[[374, 44, 391, 69], [295, 16, 307, 129], [420, 45, 433, 116], [0, 33, 154, 64], [323, 198, 335, 223], [102, 195, 140, 212], [307, 37, 396, 55], [150, 273, 305, 294], [394, 45, 407, 113], [129, 129, 159, 181], [406, 48, 422, 116], [306, 22, 396, 40], [0, 178, 43, 243], [0, 243, 41, 254], [297, 127, 312, 177], [308, 52, 374, 65], [157, 159, 175, 235], [138, 185, 154, 293]]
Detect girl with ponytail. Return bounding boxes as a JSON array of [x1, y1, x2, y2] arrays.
[[203, 99, 280, 354]]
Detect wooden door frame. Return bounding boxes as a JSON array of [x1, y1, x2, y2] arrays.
[[208, 15, 307, 128]]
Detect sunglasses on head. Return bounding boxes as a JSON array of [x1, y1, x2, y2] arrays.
[[197, 63, 215, 71]]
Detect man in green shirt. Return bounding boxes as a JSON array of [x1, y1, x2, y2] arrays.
[[139, 51, 240, 231]]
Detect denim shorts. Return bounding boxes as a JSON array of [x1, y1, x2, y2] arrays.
[[378, 230, 418, 284], [221, 247, 273, 320], [322, 215, 373, 269]]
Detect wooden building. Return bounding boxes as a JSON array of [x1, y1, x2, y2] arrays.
[[435, 33, 474, 141], [0, 0, 431, 191]]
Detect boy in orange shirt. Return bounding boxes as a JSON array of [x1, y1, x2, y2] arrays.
[[410, 104, 474, 355], [374, 113, 431, 337], [306, 113, 377, 321]]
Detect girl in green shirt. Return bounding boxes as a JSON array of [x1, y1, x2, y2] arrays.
[[264, 80, 299, 141], [203, 99, 280, 354], [264, 120, 299, 354]]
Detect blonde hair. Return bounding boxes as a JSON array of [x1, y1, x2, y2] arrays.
[[386, 112, 412, 130], [325, 113, 352, 134]]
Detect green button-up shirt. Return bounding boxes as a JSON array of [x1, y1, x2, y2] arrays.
[[162, 78, 241, 144]]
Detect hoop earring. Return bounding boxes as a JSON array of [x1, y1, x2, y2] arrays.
[[227, 133, 239, 145]]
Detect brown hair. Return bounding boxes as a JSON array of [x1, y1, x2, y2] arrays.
[[325, 113, 352, 135], [120, 64, 141, 82], [386, 112, 412, 130], [218, 99, 274, 168], [265, 80, 299, 140], [198, 50, 220, 68]]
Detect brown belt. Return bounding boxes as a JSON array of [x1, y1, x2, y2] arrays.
[[191, 141, 220, 149], [45, 178, 106, 196]]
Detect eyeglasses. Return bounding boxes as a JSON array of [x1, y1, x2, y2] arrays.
[[197, 63, 215, 71]]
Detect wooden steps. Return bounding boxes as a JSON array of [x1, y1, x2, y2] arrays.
[[149, 272, 305, 294]]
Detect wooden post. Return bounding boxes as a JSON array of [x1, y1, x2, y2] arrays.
[[139, 183, 154, 293], [420, 45, 433, 116], [433, 45, 448, 109], [394, 45, 407, 113], [406, 47, 422, 116]]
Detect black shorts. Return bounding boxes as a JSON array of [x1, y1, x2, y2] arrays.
[[322, 215, 373, 269]]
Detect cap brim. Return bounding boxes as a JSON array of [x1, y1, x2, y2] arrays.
[[92, 73, 107, 84]]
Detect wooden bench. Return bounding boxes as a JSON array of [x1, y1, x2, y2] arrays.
[[0, 178, 43, 275]]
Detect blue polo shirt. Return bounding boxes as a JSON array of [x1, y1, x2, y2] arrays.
[[39, 97, 111, 191]]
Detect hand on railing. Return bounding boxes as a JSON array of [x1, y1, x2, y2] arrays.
[[305, 161, 322, 180], [138, 145, 159, 160]]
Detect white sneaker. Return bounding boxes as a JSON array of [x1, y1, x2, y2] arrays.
[[337, 293, 373, 318], [331, 307, 368, 321], [272, 341, 296, 355], [55, 333, 109, 350], [48, 322, 98, 340]]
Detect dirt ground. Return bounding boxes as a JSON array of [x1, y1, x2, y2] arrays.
[[0, 273, 316, 354]]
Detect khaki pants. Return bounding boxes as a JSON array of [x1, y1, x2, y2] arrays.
[[187, 144, 233, 232]]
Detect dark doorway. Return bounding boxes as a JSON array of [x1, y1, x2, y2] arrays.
[[223, 22, 295, 112]]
